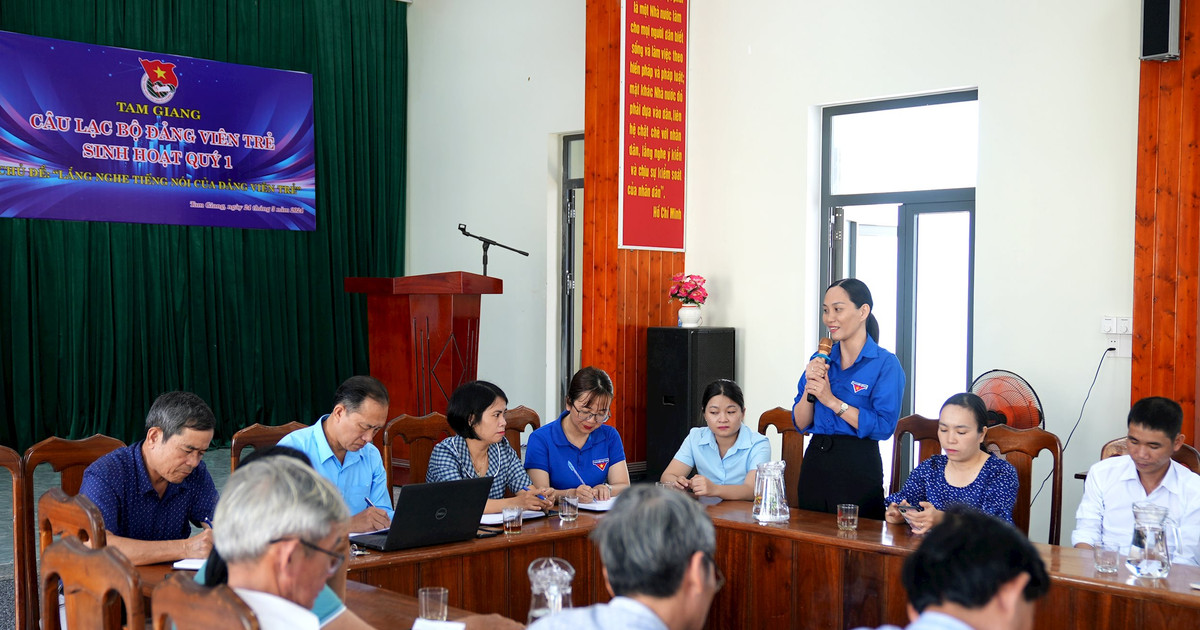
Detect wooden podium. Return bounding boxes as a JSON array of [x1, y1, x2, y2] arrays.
[[344, 272, 503, 479]]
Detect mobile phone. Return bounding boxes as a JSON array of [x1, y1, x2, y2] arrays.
[[896, 504, 921, 514]]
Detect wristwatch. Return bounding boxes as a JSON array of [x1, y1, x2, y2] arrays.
[[835, 402, 849, 417]]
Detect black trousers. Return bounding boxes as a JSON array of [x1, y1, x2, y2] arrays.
[[795, 434, 886, 521]]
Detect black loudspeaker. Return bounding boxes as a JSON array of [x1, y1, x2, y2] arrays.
[[1141, 0, 1180, 61], [644, 327, 735, 480]]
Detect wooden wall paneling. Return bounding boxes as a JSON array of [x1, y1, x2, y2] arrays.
[[550, 536, 595, 610], [1132, 58, 1159, 399], [584, 0, 686, 469], [792, 539, 844, 629], [746, 530, 793, 629], [418, 557, 464, 608], [706, 527, 748, 629], [1150, 54, 1181, 399], [1177, 0, 1200, 431], [462, 549, 510, 617], [507, 541, 555, 623], [842, 548, 891, 628]]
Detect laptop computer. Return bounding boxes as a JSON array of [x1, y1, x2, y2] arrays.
[[349, 476, 492, 551]]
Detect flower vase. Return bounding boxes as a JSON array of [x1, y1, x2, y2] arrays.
[[677, 304, 702, 328]]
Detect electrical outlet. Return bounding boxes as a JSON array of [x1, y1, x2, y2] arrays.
[[1117, 335, 1132, 358]]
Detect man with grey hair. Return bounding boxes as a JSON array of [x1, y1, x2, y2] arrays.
[[215, 456, 350, 630], [529, 485, 723, 630], [81, 390, 219, 565]]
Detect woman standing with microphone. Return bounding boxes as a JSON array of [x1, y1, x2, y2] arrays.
[[792, 278, 905, 520]]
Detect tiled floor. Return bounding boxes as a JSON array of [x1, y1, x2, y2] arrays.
[[0, 448, 232, 630]]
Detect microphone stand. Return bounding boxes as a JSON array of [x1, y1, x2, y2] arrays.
[[458, 224, 529, 276]]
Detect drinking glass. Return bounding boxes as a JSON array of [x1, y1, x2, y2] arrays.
[[837, 504, 859, 531], [502, 506, 523, 534], [418, 586, 448, 620], [1093, 543, 1119, 574], [559, 496, 579, 522]]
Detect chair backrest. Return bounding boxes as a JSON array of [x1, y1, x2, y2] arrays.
[[38, 487, 107, 554], [889, 415, 942, 494], [230, 421, 309, 471], [1101, 436, 1200, 475], [23, 433, 124, 629], [757, 407, 805, 503], [41, 536, 144, 630], [382, 413, 452, 486], [151, 572, 260, 630], [984, 425, 1063, 545], [0, 445, 28, 630], [504, 406, 542, 456]]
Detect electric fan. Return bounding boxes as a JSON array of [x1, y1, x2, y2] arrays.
[[969, 369, 1045, 429]]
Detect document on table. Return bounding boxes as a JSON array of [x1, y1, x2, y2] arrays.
[[172, 558, 206, 571], [578, 497, 616, 511], [480, 510, 546, 525], [349, 527, 388, 537]]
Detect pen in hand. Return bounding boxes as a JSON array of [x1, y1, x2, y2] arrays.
[[566, 461, 588, 487], [524, 486, 552, 515]]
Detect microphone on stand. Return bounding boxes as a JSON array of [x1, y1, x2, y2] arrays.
[[807, 337, 833, 403]]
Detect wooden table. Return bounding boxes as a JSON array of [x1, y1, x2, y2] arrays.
[[138, 564, 473, 628], [347, 512, 605, 623], [344, 500, 1200, 629]]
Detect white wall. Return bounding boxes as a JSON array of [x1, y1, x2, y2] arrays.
[[406, 1, 585, 422], [685, 0, 1140, 543], [408, 0, 1141, 543]]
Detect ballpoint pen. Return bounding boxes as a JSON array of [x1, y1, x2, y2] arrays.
[[566, 461, 588, 487], [523, 486, 553, 515]]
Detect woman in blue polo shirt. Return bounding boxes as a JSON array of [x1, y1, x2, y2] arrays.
[[660, 379, 770, 500], [525, 366, 631, 503], [792, 278, 905, 521]]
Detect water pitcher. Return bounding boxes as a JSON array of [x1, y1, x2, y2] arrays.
[[753, 460, 789, 523], [527, 556, 575, 623], [1126, 501, 1180, 578]]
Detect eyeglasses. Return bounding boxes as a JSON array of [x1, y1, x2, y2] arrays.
[[571, 404, 611, 423], [704, 553, 725, 592], [271, 537, 344, 577]]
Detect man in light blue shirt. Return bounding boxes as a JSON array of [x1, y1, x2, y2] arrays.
[[528, 485, 722, 630], [853, 508, 1049, 630], [278, 376, 393, 532]]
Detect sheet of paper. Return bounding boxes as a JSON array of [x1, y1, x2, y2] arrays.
[[577, 497, 616, 511], [480, 510, 546, 525], [348, 527, 388, 537], [411, 620, 465, 630], [172, 558, 206, 571]]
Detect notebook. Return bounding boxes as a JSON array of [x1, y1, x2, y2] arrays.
[[349, 476, 492, 551]]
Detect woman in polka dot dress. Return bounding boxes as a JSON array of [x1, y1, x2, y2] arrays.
[[885, 393, 1018, 534]]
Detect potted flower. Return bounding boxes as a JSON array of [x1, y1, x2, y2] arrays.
[[669, 273, 707, 327]]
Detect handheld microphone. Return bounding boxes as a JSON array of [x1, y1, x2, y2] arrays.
[[807, 337, 833, 403]]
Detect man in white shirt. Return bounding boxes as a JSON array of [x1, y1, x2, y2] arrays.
[[213, 456, 350, 630], [528, 485, 723, 630], [1072, 396, 1200, 565]]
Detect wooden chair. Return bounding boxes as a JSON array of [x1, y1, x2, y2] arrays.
[[382, 413, 452, 486], [504, 405, 542, 456], [984, 425, 1064, 545], [230, 421, 309, 471], [1100, 436, 1200, 474], [889, 415, 942, 494], [38, 487, 107, 554], [41, 536, 144, 630], [151, 572, 260, 630], [0, 445, 28, 630], [757, 407, 806, 503], [22, 433, 124, 629]]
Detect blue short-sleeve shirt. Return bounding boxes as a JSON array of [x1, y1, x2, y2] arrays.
[[672, 425, 771, 486], [792, 335, 905, 441], [277, 417, 394, 517], [80, 441, 218, 540], [524, 412, 627, 490]]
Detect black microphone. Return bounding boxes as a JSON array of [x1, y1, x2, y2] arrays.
[[807, 337, 833, 403]]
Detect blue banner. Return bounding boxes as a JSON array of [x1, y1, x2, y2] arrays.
[[0, 31, 316, 230]]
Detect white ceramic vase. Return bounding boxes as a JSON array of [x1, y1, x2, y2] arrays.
[[677, 304, 702, 328]]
